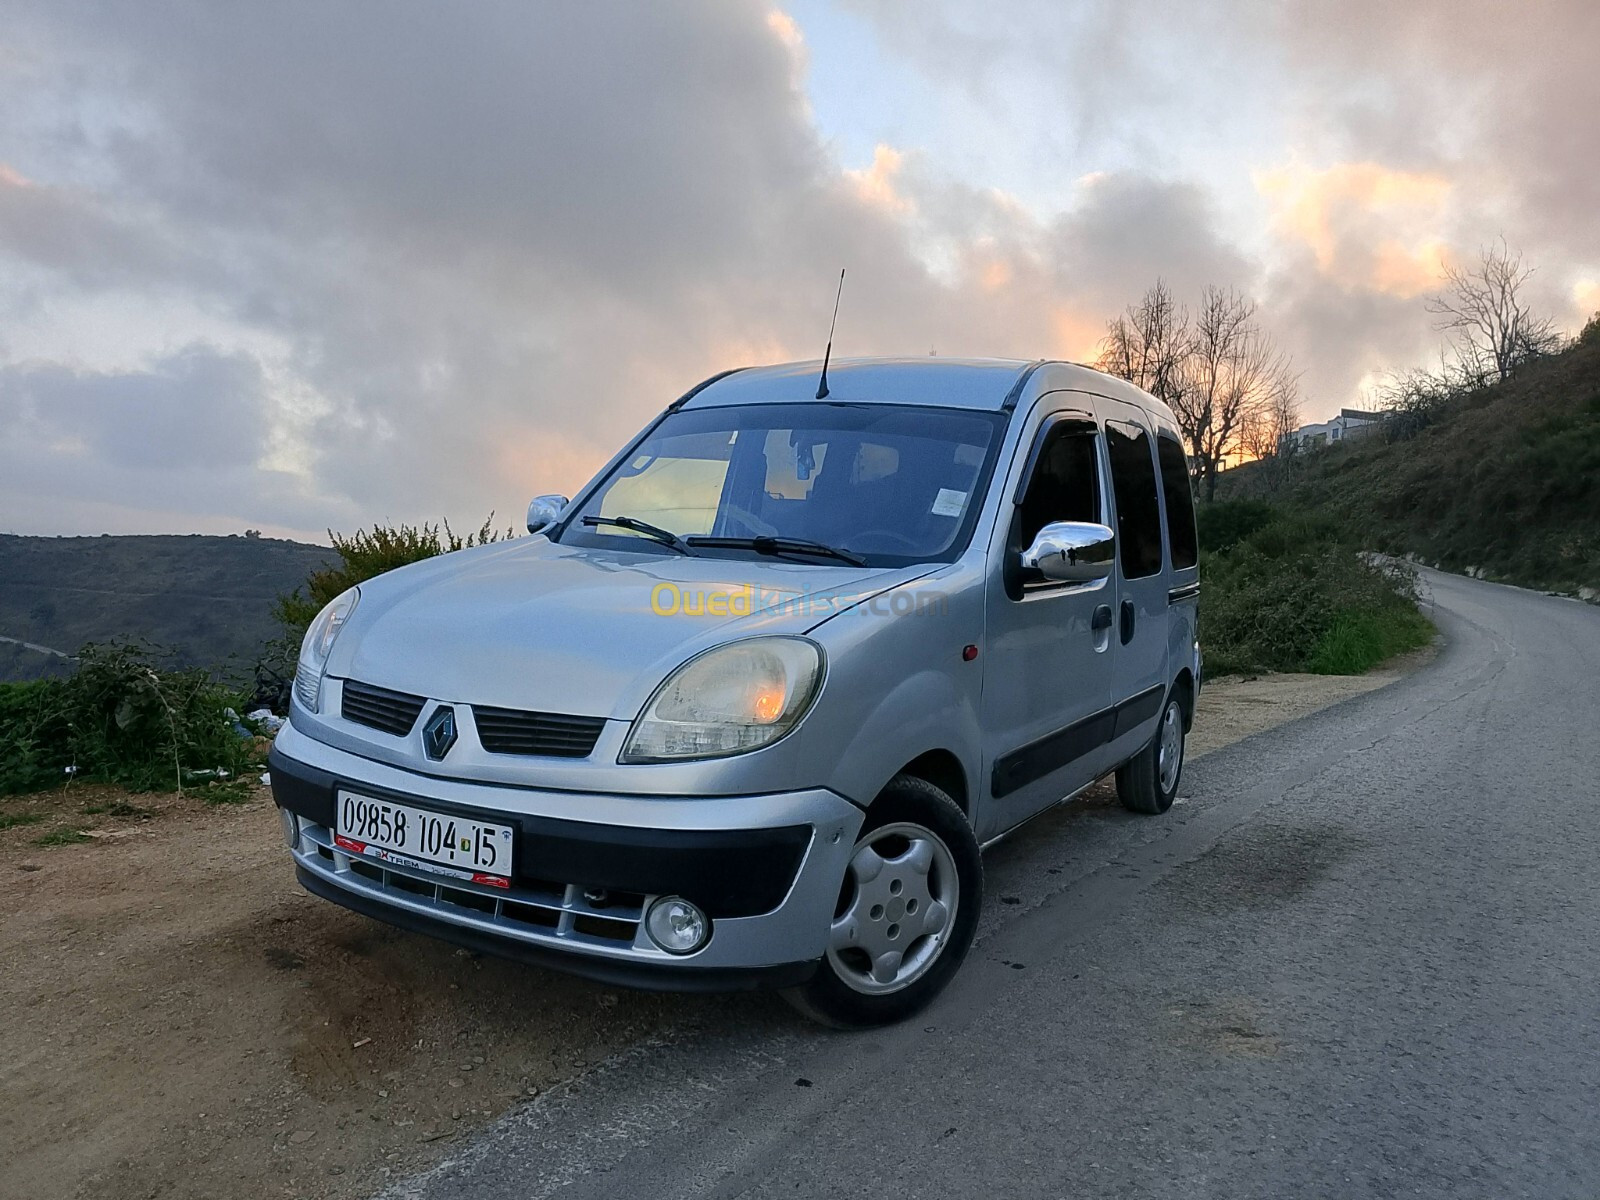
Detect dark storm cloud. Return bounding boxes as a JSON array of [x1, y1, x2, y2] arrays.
[[0, 2, 860, 530], [1045, 175, 1254, 310], [2, 2, 1271, 535], [7, 2, 1586, 536], [0, 344, 265, 469], [0, 168, 194, 289], [0, 344, 341, 537]]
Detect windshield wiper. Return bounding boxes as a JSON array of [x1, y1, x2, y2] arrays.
[[582, 515, 695, 555], [684, 535, 867, 567]]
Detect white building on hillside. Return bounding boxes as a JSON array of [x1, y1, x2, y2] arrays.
[[1285, 408, 1383, 451]]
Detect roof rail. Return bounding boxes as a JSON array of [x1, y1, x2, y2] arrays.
[[665, 367, 748, 412], [1001, 359, 1048, 410]]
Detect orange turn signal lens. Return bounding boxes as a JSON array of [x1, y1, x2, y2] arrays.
[[751, 685, 787, 723]]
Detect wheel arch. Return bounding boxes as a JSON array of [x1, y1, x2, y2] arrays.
[[1172, 668, 1196, 731], [892, 748, 971, 817]]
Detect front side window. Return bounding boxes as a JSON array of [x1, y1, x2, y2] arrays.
[[1106, 421, 1164, 579], [561, 403, 1008, 567], [1156, 434, 1198, 570], [1015, 419, 1102, 548], [1005, 417, 1103, 595]]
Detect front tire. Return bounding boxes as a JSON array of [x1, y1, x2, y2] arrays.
[[784, 775, 981, 1029], [1117, 692, 1185, 815]]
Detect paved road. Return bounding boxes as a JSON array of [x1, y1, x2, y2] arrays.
[[392, 569, 1600, 1200]]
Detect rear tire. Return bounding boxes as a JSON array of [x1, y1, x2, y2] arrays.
[[1117, 692, 1185, 815], [783, 775, 981, 1029]]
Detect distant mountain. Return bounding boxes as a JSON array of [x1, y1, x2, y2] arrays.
[[0, 533, 333, 683]]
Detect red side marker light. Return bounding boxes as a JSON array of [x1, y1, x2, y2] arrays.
[[962, 644, 979, 661]]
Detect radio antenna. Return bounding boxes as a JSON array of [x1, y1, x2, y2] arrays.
[[815, 268, 845, 399]]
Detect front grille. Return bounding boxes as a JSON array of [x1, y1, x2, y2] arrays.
[[341, 680, 427, 737], [304, 824, 646, 948], [472, 705, 605, 758]]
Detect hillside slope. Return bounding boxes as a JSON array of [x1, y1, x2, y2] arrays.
[[1218, 334, 1600, 594], [0, 534, 331, 682]]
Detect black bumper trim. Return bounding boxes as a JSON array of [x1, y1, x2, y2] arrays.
[[297, 866, 817, 993], [269, 744, 812, 919]]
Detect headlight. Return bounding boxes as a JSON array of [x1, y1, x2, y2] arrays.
[[621, 637, 823, 763], [293, 587, 360, 714]]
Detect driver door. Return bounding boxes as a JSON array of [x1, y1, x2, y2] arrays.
[[980, 404, 1118, 839]]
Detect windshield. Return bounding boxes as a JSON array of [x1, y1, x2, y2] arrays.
[[558, 402, 1009, 567]]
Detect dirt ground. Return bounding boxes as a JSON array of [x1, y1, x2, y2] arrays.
[[0, 653, 1433, 1200]]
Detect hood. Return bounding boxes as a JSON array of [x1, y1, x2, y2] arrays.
[[329, 537, 928, 719]]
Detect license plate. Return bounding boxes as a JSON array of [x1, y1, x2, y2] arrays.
[[334, 791, 514, 888]]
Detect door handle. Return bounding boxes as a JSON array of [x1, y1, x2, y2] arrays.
[[1119, 599, 1136, 644], [1091, 604, 1113, 632]]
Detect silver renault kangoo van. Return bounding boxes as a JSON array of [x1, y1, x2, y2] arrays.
[[270, 358, 1201, 1027]]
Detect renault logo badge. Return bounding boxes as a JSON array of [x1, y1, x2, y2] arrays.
[[422, 706, 458, 760]]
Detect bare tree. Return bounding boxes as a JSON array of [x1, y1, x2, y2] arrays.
[[1268, 379, 1301, 453], [1177, 286, 1297, 501], [1096, 279, 1190, 414], [1426, 239, 1563, 385], [1101, 281, 1299, 499], [1238, 380, 1298, 462]]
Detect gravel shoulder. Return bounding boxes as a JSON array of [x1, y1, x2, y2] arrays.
[[0, 650, 1435, 1200]]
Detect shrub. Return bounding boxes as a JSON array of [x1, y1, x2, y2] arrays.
[[1202, 516, 1431, 677], [0, 641, 263, 796], [1197, 500, 1279, 554]]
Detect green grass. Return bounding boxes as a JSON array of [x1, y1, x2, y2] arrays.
[[1306, 608, 1435, 675], [34, 827, 91, 847], [201, 776, 257, 806], [0, 811, 45, 830]]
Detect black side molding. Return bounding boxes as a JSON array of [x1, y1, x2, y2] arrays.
[[1168, 582, 1201, 604], [991, 683, 1168, 799], [1111, 684, 1165, 739]]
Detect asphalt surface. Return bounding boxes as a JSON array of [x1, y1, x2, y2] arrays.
[[390, 569, 1600, 1200]]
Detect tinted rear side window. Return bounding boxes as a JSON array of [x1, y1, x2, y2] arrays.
[[1106, 422, 1163, 579], [1157, 435, 1198, 569]]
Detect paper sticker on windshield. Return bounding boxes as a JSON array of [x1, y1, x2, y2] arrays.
[[931, 488, 967, 517]]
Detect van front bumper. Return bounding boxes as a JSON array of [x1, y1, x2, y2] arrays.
[[267, 723, 864, 992]]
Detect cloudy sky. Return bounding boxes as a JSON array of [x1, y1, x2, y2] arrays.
[[1, 1, 1595, 542]]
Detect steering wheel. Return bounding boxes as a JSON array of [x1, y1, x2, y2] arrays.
[[849, 528, 923, 553]]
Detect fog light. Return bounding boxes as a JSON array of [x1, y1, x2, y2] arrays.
[[644, 896, 710, 955], [278, 807, 300, 850]]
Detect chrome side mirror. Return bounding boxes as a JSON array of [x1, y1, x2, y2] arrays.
[[526, 494, 570, 534], [1020, 520, 1115, 583]]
